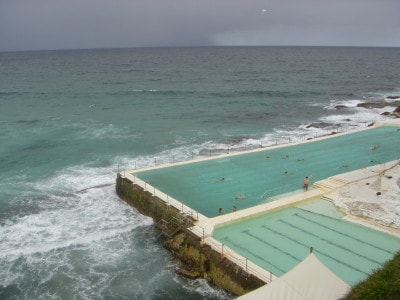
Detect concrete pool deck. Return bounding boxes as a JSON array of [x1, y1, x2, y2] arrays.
[[126, 119, 400, 237], [186, 158, 400, 285], [130, 119, 400, 219], [201, 157, 400, 239], [116, 118, 400, 294]]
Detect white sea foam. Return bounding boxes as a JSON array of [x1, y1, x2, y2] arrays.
[[324, 99, 365, 110], [385, 97, 400, 103], [31, 163, 116, 196], [320, 107, 389, 128], [176, 276, 232, 299], [115, 103, 396, 177], [0, 166, 153, 264], [72, 122, 140, 140], [132, 89, 159, 92], [117, 142, 210, 170]]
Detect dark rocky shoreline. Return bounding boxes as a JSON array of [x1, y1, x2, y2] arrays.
[[305, 96, 400, 131], [337, 96, 400, 119]]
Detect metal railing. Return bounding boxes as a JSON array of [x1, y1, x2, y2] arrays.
[[120, 170, 275, 284], [116, 122, 390, 286], [202, 233, 276, 284], [120, 171, 200, 221], [118, 123, 374, 171]]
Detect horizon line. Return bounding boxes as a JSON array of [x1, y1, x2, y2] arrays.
[[1, 44, 400, 54]]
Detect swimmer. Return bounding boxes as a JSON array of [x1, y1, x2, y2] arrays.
[[218, 208, 225, 214], [370, 145, 379, 150], [215, 177, 225, 182], [235, 194, 247, 199], [232, 205, 237, 212]]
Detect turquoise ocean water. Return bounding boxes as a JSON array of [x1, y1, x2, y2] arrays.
[[1, 47, 399, 299]]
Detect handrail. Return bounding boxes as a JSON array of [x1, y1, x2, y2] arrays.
[[202, 235, 276, 283], [119, 122, 375, 172], [120, 171, 275, 283], [120, 172, 200, 221], [116, 121, 399, 286]]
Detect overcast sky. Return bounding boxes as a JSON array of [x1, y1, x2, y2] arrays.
[[1, 0, 399, 51]]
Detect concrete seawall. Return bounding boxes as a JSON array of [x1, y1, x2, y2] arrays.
[[115, 119, 400, 297], [116, 174, 265, 296]]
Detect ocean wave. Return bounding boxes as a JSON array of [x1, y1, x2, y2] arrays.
[[0, 160, 154, 264], [0, 220, 164, 299], [324, 99, 365, 110], [0, 186, 152, 263], [132, 89, 160, 93], [71, 122, 141, 141], [0, 91, 24, 97], [209, 89, 314, 98], [322, 89, 400, 111], [177, 277, 233, 299], [123, 88, 324, 99]]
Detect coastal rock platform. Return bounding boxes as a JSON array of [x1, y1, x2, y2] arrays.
[[322, 160, 400, 235]]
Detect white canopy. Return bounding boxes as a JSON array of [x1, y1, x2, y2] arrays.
[[237, 253, 350, 300]]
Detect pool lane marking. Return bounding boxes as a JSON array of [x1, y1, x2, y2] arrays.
[[260, 224, 368, 276], [278, 218, 382, 265], [294, 209, 396, 255], [220, 236, 286, 274], [242, 230, 302, 262]]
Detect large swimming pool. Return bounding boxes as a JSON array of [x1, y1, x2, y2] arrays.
[[134, 126, 400, 217], [213, 199, 400, 285]]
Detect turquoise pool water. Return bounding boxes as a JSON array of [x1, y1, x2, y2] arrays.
[[213, 199, 400, 285], [135, 126, 400, 217]]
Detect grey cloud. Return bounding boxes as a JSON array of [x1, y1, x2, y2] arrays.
[[0, 0, 399, 51]]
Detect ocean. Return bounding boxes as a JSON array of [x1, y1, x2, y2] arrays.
[[0, 46, 399, 299]]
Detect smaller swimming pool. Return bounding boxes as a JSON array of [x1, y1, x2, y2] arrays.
[[212, 199, 400, 285]]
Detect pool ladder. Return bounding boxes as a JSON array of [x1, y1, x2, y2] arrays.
[[156, 213, 193, 238]]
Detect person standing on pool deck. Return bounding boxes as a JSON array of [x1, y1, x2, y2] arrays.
[[303, 176, 309, 191]]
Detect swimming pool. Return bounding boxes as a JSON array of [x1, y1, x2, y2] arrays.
[[212, 199, 400, 285], [134, 125, 400, 217]]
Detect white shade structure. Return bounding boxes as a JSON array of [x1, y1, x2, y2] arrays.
[[238, 253, 351, 300]]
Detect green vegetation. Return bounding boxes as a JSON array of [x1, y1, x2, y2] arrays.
[[343, 252, 400, 300]]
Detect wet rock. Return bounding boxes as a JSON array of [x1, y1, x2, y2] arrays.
[[335, 105, 349, 110], [389, 106, 400, 118], [358, 102, 387, 108], [176, 267, 202, 279], [358, 100, 400, 109], [305, 122, 332, 129]]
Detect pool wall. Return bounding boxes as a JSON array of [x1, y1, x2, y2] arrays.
[[115, 119, 400, 296], [116, 173, 266, 296]]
